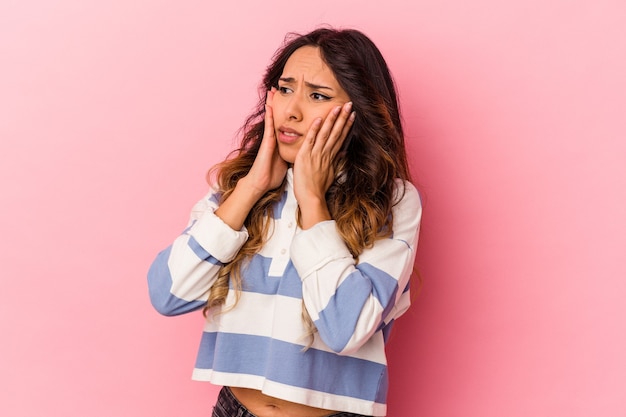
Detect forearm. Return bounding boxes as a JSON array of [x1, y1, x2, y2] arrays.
[[214, 177, 266, 230], [148, 191, 249, 316], [298, 196, 332, 230], [291, 181, 422, 354]]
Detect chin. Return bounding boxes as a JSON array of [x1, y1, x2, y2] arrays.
[[278, 147, 297, 165]]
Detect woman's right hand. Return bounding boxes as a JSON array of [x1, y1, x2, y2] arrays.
[[241, 88, 288, 196], [214, 89, 287, 230]]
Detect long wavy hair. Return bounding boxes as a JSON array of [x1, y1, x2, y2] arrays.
[[204, 28, 411, 336]]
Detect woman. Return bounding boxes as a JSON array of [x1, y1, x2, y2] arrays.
[[148, 28, 422, 417]]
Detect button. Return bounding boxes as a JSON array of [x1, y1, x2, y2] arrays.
[[287, 222, 293, 228], [280, 248, 286, 255]]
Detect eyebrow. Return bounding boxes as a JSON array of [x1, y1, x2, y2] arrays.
[[279, 77, 334, 91]]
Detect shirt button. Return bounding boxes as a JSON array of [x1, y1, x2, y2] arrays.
[[287, 222, 293, 228], [280, 248, 287, 255]]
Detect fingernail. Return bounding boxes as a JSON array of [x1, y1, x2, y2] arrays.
[[333, 106, 341, 115], [345, 102, 353, 113], [350, 111, 356, 121]]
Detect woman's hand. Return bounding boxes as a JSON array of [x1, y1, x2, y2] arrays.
[[293, 101, 356, 229], [242, 88, 289, 196], [214, 89, 287, 230]]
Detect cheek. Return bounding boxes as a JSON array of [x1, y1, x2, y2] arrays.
[[313, 105, 336, 120], [270, 101, 283, 122], [295, 105, 334, 128]]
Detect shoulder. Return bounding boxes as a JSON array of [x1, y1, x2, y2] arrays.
[[390, 180, 422, 234], [393, 179, 421, 211]]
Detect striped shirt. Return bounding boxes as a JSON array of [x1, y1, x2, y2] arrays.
[[148, 169, 421, 416]]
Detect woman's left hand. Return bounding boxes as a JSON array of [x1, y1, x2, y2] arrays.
[[293, 101, 355, 229]]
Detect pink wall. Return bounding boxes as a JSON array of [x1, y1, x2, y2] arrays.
[[1, 1, 625, 416]]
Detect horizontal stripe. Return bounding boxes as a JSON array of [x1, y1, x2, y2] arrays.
[[206, 292, 281, 339], [313, 262, 398, 352], [195, 332, 387, 403], [358, 263, 399, 317], [315, 272, 372, 352], [148, 175, 420, 416], [187, 235, 222, 266], [358, 238, 414, 281], [237, 254, 302, 298], [203, 291, 388, 364], [147, 246, 206, 316]]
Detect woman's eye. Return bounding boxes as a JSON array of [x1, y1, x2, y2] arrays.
[[311, 92, 330, 101], [278, 86, 292, 94]]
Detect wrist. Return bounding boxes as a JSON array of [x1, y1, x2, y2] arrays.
[[299, 198, 331, 230], [237, 176, 268, 200], [214, 179, 264, 231]]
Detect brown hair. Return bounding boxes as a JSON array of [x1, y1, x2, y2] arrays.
[[204, 28, 411, 329]]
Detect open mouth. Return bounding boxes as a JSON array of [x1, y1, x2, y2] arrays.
[[277, 128, 301, 144]]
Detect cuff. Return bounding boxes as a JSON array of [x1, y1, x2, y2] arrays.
[[290, 220, 353, 279], [188, 208, 248, 263]]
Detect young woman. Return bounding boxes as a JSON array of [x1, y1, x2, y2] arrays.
[[148, 28, 422, 417]]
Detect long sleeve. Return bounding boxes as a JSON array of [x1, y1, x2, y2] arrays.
[[290, 180, 421, 355], [147, 189, 249, 316]]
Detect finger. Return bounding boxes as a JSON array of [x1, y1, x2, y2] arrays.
[[330, 109, 356, 156], [262, 89, 276, 145], [321, 102, 353, 155], [299, 117, 323, 157], [266, 87, 275, 107], [311, 105, 342, 153]]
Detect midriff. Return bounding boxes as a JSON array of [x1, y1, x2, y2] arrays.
[[229, 387, 338, 417]]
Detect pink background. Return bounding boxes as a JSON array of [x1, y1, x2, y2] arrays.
[[1, 1, 625, 416]]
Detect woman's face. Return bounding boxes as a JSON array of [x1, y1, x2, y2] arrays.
[[272, 46, 351, 164]]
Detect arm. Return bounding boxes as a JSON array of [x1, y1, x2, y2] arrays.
[[290, 181, 422, 354], [147, 189, 249, 316], [148, 89, 287, 316]]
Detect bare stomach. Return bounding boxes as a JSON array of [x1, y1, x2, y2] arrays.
[[229, 387, 338, 417]]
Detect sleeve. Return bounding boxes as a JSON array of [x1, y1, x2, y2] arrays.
[[147, 186, 249, 316], [290, 180, 421, 354]]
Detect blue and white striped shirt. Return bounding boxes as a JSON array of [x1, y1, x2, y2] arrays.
[[148, 169, 421, 416]]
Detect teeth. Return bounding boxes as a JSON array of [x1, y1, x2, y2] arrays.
[[284, 132, 297, 136]]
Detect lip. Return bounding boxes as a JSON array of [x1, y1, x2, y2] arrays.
[[277, 126, 302, 144]]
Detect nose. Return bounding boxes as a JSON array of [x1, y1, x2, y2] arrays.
[[284, 93, 303, 121]]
